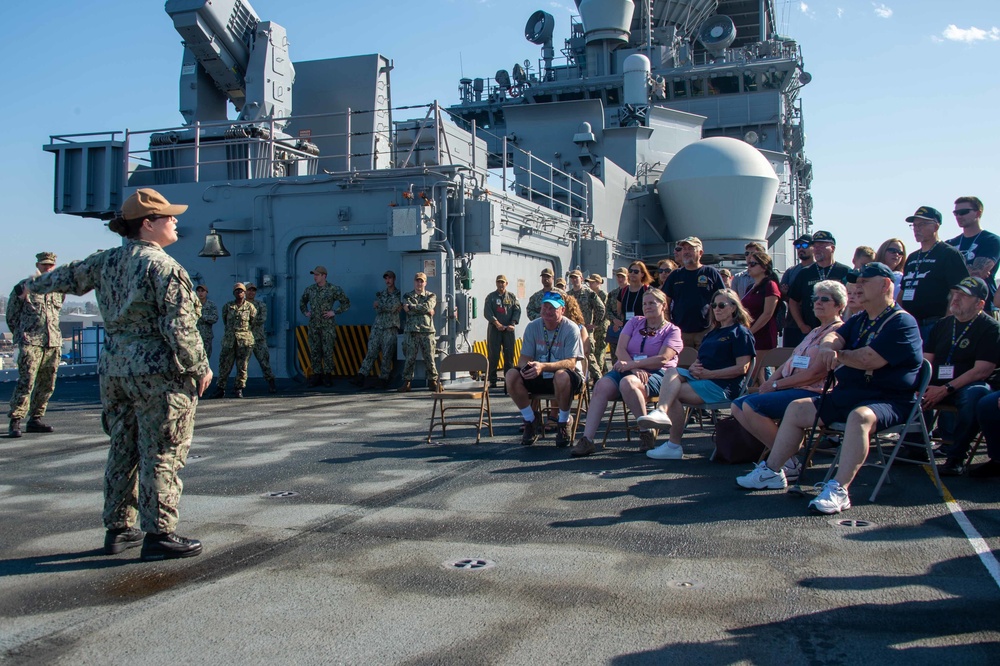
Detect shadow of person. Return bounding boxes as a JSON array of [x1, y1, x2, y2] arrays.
[[0, 549, 133, 577]]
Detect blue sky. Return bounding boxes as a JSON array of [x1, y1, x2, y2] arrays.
[[2, 0, 998, 294]]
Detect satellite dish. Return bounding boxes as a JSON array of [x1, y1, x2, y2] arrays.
[[698, 15, 737, 56], [525, 10, 554, 45]]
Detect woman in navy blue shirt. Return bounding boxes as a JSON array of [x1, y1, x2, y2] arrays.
[[638, 288, 756, 460]]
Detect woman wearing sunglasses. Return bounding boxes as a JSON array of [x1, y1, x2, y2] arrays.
[[733, 280, 846, 483], [618, 261, 653, 324], [875, 238, 907, 300], [638, 289, 756, 459], [571, 288, 682, 457], [741, 250, 781, 353]]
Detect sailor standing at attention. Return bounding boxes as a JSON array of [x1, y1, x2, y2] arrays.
[[484, 274, 521, 388], [567, 269, 606, 383], [23, 188, 211, 560], [352, 269, 402, 390], [6, 252, 64, 438], [300, 265, 351, 387], [212, 284, 257, 399], [245, 283, 278, 394], [398, 272, 441, 393], [195, 284, 218, 359]]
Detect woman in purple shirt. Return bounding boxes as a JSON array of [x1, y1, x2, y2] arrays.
[[571, 288, 682, 457]]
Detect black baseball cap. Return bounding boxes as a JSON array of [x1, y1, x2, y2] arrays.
[[846, 261, 894, 283], [794, 233, 813, 246], [953, 276, 989, 300], [905, 206, 943, 225], [811, 230, 836, 245]]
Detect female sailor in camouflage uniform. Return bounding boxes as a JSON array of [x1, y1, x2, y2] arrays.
[[352, 269, 402, 389], [26, 188, 212, 561]]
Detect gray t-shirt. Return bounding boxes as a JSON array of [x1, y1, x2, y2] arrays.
[[521, 317, 585, 377]]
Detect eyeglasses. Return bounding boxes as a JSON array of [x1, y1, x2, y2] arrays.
[[744, 251, 752, 256], [909, 219, 937, 227], [885, 247, 903, 255], [711, 302, 731, 309], [811, 295, 834, 303], [657, 268, 669, 273], [747, 261, 761, 268], [954, 208, 975, 216], [628, 268, 642, 274]]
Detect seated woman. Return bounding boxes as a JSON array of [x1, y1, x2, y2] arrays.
[[638, 289, 756, 460], [570, 288, 682, 457], [732, 280, 846, 482]]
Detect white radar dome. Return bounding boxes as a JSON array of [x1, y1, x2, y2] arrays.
[[623, 54, 651, 105], [657, 137, 779, 253]]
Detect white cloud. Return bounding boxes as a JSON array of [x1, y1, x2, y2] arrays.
[[837, 8, 844, 19], [941, 24, 1000, 43], [800, 2, 809, 12], [873, 3, 892, 19], [549, 1, 574, 13]]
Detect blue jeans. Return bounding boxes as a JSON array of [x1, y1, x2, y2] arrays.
[[936, 382, 991, 461], [976, 390, 1000, 461]]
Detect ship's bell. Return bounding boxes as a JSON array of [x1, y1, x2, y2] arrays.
[[198, 230, 231, 260]]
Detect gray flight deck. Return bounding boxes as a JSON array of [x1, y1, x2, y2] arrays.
[[2, 377, 999, 664]]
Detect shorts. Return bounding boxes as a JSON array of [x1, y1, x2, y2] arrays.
[[732, 388, 817, 420], [813, 387, 914, 430], [522, 369, 585, 396], [603, 368, 666, 398], [677, 368, 729, 404]]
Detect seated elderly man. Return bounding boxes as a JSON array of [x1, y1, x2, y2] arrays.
[[737, 262, 923, 514], [922, 277, 1000, 476], [505, 291, 585, 448]]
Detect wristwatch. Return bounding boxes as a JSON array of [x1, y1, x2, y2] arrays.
[[945, 383, 956, 394], [771, 382, 779, 390]]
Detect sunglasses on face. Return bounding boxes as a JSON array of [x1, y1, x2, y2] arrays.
[[885, 247, 903, 255], [657, 268, 669, 273], [811, 295, 834, 303], [954, 208, 975, 216], [747, 261, 761, 268], [711, 302, 731, 309], [794, 243, 811, 249], [628, 268, 642, 274]]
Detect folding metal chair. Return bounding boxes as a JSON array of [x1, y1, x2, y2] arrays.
[[426, 353, 493, 444], [746, 347, 795, 393], [531, 359, 589, 441]]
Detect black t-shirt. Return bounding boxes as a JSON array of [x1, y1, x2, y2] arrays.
[[947, 230, 1000, 310], [788, 262, 851, 329], [834, 306, 922, 397], [664, 266, 725, 333], [899, 242, 970, 321], [926, 313, 1000, 385]]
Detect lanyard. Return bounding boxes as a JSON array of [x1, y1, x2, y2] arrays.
[[946, 315, 979, 365], [857, 306, 895, 346], [541, 322, 561, 362]]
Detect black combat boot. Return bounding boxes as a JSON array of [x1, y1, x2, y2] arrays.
[[8, 418, 22, 438], [268, 379, 278, 394], [322, 373, 333, 387], [26, 417, 54, 433], [234, 388, 244, 398], [212, 386, 225, 399], [104, 526, 144, 555], [140, 532, 203, 561], [307, 375, 322, 388], [350, 373, 365, 388], [397, 381, 411, 393]]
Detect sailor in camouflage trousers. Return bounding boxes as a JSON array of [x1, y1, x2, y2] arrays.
[[245, 283, 277, 393], [353, 270, 402, 389], [7, 252, 65, 437], [484, 274, 521, 387], [195, 285, 218, 359], [526, 267, 556, 321], [586, 273, 610, 380], [300, 265, 351, 386], [398, 272, 440, 392], [214, 283, 257, 398], [567, 270, 606, 382], [26, 188, 211, 560]]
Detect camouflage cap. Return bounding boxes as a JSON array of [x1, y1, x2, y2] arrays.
[[310, 266, 328, 275], [414, 272, 427, 281], [540, 268, 554, 277], [554, 278, 567, 289], [676, 236, 703, 249], [35, 252, 57, 265], [383, 270, 396, 279], [614, 267, 628, 277], [586, 273, 604, 284], [233, 283, 246, 292], [245, 282, 257, 290], [121, 188, 188, 221], [195, 284, 208, 292], [568, 269, 583, 278]]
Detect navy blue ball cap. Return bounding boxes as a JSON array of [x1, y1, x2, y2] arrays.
[[847, 261, 894, 283], [905, 206, 942, 224], [953, 276, 989, 300], [811, 230, 836, 244]]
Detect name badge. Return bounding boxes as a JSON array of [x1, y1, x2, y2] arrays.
[[901, 288, 916, 301], [791, 355, 810, 369], [542, 371, 554, 379], [625, 312, 635, 321], [938, 365, 955, 380], [633, 354, 647, 361]]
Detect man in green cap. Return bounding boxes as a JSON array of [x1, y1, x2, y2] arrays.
[[213, 283, 257, 398], [586, 273, 610, 379], [484, 274, 521, 388], [567, 269, 606, 382], [399, 272, 440, 393], [300, 265, 350, 387], [7, 252, 65, 437], [526, 268, 555, 321], [195, 285, 218, 359]]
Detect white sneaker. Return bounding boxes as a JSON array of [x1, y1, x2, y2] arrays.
[[736, 461, 787, 490], [808, 480, 851, 514], [781, 457, 803, 484], [646, 441, 683, 460], [636, 410, 672, 429]]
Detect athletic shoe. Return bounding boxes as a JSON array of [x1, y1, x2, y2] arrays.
[[636, 410, 672, 429], [639, 428, 658, 452], [736, 461, 787, 490], [808, 480, 851, 514], [570, 435, 596, 457], [646, 441, 683, 460], [781, 457, 803, 484]]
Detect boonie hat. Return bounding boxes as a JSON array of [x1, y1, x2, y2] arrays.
[[953, 276, 989, 300], [36, 252, 56, 265], [676, 236, 703, 249], [383, 270, 396, 279], [614, 267, 628, 277], [540, 268, 554, 277], [233, 282, 246, 292], [310, 266, 328, 275], [121, 188, 188, 221], [568, 269, 583, 278], [846, 262, 893, 283], [414, 272, 427, 281], [496, 275, 507, 283], [586, 273, 604, 284], [811, 230, 836, 245], [906, 206, 943, 225], [541, 292, 566, 308]]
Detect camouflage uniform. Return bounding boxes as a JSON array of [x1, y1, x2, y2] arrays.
[[217, 300, 257, 390], [27, 239, 209, 534], [484, 289, 520, 383], [196, 298, 218, 359], [246, 296, 275, 381], [569, 286, 606, 382], [589, 286, 610, 379], [6, 280, 64, 420], [300, 282, 350, 376], [401, 290, 439, 385], [357, 287, 402, 380], [526, 289, 548, 321]]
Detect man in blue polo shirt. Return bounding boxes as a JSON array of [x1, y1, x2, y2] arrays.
[[737, 262, 923, 514]]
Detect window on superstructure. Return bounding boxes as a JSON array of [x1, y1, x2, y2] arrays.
[[672, 80, 688, 99]]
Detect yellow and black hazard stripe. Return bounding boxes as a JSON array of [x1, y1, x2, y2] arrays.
[[472, 338, 524, 370], [295, 325, 380, 377]]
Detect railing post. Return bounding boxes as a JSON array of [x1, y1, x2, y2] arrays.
[[122, 129, 131, 195], [193, 121, 201, 182], [434, 100, 440, 165], [527, 151, 532, 201], [471, 119, 477, 174], [502, 136, 507, 191], [345, 107, 352, 172], [269, 116, 276, 178]]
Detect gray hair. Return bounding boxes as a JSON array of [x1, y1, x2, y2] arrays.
[[814, 280, 848, 310]]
